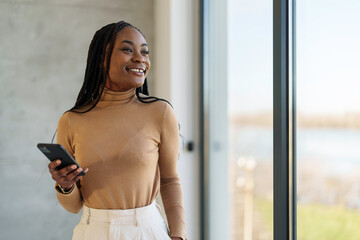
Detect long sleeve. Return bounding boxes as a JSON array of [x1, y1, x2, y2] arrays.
[[158, 105, 186, 239], [55, 112, 83, 213]]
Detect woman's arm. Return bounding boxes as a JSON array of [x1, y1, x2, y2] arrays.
[[52, 112, 84, 213], [158, 104, 187, 240]]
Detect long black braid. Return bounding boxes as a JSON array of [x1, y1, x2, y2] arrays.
[[69, 20, 171, 113]]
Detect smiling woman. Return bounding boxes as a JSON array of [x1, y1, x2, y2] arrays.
[[68, 22, 159, 114], [106, 27, 151, 91], [47, 21, 186, 240]]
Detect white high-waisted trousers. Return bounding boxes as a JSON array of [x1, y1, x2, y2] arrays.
[[72, 201, 171, 240]]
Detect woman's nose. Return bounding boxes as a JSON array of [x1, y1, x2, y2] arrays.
[[132, 51, 145, 63]]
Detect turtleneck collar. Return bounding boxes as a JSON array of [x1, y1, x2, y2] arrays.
[[100, 87, 136, 102]]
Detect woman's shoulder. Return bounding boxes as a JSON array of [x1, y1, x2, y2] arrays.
[[59, 109, 80, 119], [57, 108, 85, 125], [135, 95, 176, 123], [137, 94, 173, 111]]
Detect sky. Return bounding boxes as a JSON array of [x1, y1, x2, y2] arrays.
[[228, 0, 360, 115]]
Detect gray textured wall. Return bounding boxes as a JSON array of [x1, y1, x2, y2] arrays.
[[0, 1, 153, 239]]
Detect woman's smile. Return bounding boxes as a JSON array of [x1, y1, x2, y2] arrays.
[[126, 66, 146, 76]]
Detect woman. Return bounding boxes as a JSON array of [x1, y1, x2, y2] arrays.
[[48, 21, 186, 240]]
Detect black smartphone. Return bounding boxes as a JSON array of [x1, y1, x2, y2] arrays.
[[37, 143, 86, 176]]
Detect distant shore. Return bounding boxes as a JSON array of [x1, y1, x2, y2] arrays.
[[229, 112, 360, 129]]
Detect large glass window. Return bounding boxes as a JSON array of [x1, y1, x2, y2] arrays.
[[203, 0, 274, 239], [204, 0, 360, 239], [228, 1, 273, 239], [297, 1, 360, 239]]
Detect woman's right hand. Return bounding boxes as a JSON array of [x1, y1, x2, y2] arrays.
[[48, 160, 88, 191]]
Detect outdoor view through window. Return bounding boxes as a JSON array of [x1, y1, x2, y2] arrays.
[[296, 1, 360, 239], [228, 1, 273, 239], [228, 0, 360, 240]]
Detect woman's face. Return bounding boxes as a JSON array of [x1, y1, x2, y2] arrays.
[[105, 26, 151, 91]]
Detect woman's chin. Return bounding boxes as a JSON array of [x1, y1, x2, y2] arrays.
[[132, 79, 146, 88]]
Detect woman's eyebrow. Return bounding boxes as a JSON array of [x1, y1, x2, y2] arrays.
[[121, 40, 148, 47]]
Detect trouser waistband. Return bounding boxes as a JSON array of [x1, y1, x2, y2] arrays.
[[82, 201, 159, 226]]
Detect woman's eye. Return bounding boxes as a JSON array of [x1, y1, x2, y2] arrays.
[[122, 48, 132, 52], [142, 50, 149, 55]]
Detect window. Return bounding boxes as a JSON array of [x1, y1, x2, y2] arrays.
[[202, 0, 360, 239], [228, 1, 273, 240], [202, 0, 273, 239], [297, 1, 360, 239]]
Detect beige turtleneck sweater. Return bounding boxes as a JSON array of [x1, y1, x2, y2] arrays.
[[56, 88, 186, 239]]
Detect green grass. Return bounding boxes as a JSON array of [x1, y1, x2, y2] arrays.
[[255, 198, 360, 240], [255, 198, 273, 234]]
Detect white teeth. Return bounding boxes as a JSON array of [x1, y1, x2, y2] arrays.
[[129, 68, 144, 73]]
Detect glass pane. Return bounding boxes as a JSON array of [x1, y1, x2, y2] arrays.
[[297, 1, 360, 239], [228, 1, 273, 239]]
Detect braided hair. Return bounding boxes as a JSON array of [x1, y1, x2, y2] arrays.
[[69, 20, 170, 113]]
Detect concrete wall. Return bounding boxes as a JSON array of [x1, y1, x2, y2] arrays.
[[0, 1, 154, 239]]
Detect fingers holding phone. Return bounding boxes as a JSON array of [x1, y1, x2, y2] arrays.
[[38, 143, 88, 192], [48, 159, 88, 191]]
